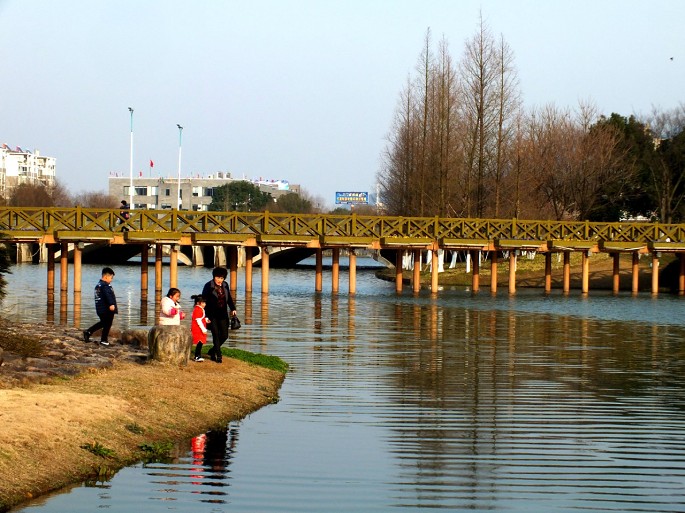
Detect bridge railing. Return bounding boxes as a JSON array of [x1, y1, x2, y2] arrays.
[[1, 207, 684, 245]]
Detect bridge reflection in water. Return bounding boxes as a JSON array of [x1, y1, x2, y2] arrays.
[[2, 207, 685, 305]]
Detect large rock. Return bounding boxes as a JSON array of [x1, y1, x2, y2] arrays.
[[121, 329, 149, 349], [147, 325, 192, 366]]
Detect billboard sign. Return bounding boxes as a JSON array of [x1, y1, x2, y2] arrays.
[[335, 191, 369, 204]]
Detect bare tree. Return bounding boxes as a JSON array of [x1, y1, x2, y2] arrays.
[[72, 191, 119, 208]]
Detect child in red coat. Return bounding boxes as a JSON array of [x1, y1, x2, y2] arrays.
[[190, 295, 210, 362]]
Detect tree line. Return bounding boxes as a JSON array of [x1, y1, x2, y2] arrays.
[[378, 22, 685, 223]]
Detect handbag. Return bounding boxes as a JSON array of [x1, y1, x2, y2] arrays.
[[230, 314, 241, 330]]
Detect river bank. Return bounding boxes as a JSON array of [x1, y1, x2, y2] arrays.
[[0, 322, 285, 512], [377, 252, 680, 292]]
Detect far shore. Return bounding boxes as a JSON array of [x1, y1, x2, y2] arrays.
[[0, 357, 285, 512]]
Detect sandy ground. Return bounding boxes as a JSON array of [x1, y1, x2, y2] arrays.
[[0, 359, 284, 511]]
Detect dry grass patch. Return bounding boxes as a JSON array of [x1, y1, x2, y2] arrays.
[[0, 359, 284, 511]]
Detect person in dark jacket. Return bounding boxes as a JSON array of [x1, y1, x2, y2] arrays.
[[201, 267, 237, 363], [83, 267, 118, 346]]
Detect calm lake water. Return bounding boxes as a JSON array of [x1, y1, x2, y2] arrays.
[[5, 259, 685, 512]]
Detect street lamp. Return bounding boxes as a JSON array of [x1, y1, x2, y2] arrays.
[[176, 124, 183, 209], [128, 107, 134, 208]]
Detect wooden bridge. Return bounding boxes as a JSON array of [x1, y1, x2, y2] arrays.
[[2, 206, 685, 296]]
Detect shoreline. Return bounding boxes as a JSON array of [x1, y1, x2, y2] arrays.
[[0, 330, 285, 512]]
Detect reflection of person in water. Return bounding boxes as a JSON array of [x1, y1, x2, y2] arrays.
[[188, 424, 240, 500]]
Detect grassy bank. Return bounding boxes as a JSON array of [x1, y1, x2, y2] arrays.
[[0, 350, 287, 512]]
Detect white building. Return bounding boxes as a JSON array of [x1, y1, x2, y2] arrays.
[[108, 172, 299, 210], [0, 144, 56, 199]]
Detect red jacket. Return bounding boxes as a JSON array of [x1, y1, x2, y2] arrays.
[[191, 305, 208, 343]]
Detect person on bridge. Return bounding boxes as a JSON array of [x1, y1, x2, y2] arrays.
[[159, 287, 185, 325], [201, 267, 237, 364], [83, 267, 118, 346]]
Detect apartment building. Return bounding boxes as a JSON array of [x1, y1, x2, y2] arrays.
[[0, 144, 56, 199], [108, 172, 298, 210]]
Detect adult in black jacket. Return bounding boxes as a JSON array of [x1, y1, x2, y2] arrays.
[[201, 267, 237, 363]]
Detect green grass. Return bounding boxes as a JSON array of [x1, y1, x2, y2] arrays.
[[80, 442, 116, 459], [210, 347, 289, 373]]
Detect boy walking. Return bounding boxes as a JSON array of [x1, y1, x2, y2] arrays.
[[83, 267, 118, 346]]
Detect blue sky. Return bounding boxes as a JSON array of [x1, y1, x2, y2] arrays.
[[0, 0, 683, 209]]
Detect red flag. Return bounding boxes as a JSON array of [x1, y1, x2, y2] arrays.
[[150, 160, 154, 168]]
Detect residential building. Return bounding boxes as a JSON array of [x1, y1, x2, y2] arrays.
[[0, 144, 56, 199], [108, 172, 299, 210]]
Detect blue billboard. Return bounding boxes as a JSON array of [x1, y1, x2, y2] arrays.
[[335, 191, 369, 204]]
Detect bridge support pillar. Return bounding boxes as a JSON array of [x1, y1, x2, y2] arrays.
[[412, 249, 421, 293], [470, 250, 479, 293], [315, 248, 323, 293], [332, 248, 340, 293], [651, 252, 659, 295], [563, 251, 571, 293], [192, 245, 205, 266], [544, 252, 552, 293], [60, 242, 68, 294], [612, 253, 620, 294], [581, 251, 590, 294], [170, 245, 179, 288], [73, 243, 82, 324], [245, 247, 253, 294], [631, 252, 639, 294], [38, 243, 48, 263], [508, 251, 516, 294], [47, 244, 56, 306], [16, 243, 32, 263], [155, 244, 163, 300], [395, 250, 403, 293], [490, 251, 498, 294], [431, 249, 439, 293], [349, 249, 357, 294], [679, 253, 685, 295], [228, 246, 238, 294], [261, 247, 269, 295], [214, 245, 227, 267], [141, 245, 149, 302]]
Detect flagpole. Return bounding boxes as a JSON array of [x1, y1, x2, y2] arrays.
[[176, 124, 183, 209], [128, 107, 134, 209]]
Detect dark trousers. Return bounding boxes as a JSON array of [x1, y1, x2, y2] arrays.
[[194, 341, 204, 358], [208, 317, 229, 359], [86, 311, 115, 342]]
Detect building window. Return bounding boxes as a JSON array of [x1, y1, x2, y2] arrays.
[[165, 189, 170, 196], [192, 186, 202, 197], [134, 186, 147, 195]]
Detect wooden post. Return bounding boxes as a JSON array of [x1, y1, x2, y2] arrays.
[[431, 249, 439, 293], [170, 244, 178, 288], [581, 251, 590, 294], [47, 243, 56, 305], [155, 244, 163, 297], [261, 247, 270, 295], [60, 242, 68, 294], [544, 252, 552, 293], [471, 250, 480, 292], [349, 249, 357, 295], [508, 250, 516, 294], [73, 243, 82, 295], [632, 252, 639, 294], [563, 251, 570, 293], [315, 248, 323, 292], [141, 244, 149, 301], [395, 250, 403, 293], [612, 252, 620, 294], [679, 253, 685, 295], [412, 249, 421, 293], [245, 247, 253, 294], [651, 252, 659, 295], [490, 250, 498, 294], [229, 245, 238, 293], [332, 248, 340, 293]]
